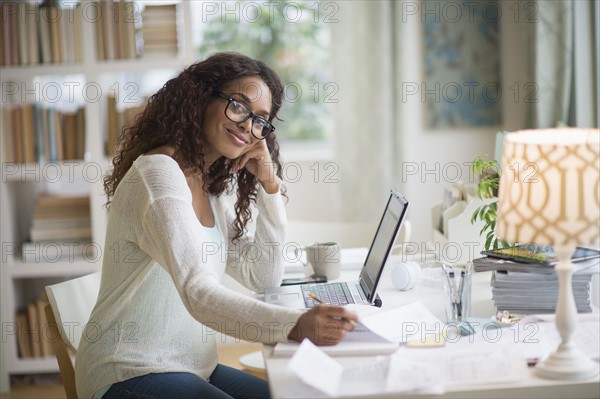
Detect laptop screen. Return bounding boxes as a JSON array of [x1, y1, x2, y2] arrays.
[[359, 190, 409, 302]]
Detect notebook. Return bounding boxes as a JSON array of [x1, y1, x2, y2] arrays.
[[265, 189, 409, 309]]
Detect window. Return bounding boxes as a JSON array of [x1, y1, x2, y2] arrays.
[[191, 0, 335, 144]]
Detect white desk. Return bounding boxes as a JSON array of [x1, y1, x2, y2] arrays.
[[263, 262, 600, 398]]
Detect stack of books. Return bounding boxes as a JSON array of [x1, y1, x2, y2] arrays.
[[141, 4, 178, 57], [22, 195, 94, 263], [1, 2, 83, 66], [473, 253, 599, 315], [2, 104, 86, 163]]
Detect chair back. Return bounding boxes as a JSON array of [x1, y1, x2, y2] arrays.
[[45, 272, 101, 399]]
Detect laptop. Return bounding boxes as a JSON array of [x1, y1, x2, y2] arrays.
[[265, 189, 409, 309]]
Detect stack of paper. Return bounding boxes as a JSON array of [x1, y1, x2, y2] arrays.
[[473, 256, 599, 274], [286, 338, 529, 397], [287, 339, 442, 397], [491, 271, 593, 314], [272, 302, 446, 358]]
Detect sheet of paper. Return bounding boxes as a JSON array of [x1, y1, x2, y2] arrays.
[[287, 339, 444, 397], [337, 357, 391, 397], [443, 348, 528, 385], [386, 356, 445, 394], [357, 302, 444, 343], [287, 339, 343, 397], [455, 314, 600, 364], [520, 314, 600, 361], [273, 322, 398, 356], [396, 345, 528, 386], [446, 318, 546, 363]]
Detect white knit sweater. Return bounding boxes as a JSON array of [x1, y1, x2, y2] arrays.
[[75, 154, 302, 398]]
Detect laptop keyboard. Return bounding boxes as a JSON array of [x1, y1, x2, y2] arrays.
[[301, 283, 355, 308]]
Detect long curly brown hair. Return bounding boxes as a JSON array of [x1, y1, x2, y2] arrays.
[[104, 52, 286, 241]]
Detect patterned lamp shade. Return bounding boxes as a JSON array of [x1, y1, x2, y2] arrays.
[[496, 128, 600, 246]]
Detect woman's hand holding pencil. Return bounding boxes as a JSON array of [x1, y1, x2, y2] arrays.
[[287, 293, 359, 345]]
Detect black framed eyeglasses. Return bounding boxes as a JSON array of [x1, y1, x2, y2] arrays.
[[213, 92, 275, 140]]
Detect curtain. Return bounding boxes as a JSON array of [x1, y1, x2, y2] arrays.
[[501, 0, 599, 129], [330, 0, 399, 222], [535, 2, 573, 127], [570, 0, 599, 127]]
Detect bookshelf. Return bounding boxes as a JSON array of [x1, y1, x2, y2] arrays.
[[0, 0, 194, 387]]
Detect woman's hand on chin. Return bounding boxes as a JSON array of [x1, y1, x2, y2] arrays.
[[228, 140, 280, 194]]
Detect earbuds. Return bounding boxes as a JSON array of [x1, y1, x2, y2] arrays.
[[391, 261, 422, 291]]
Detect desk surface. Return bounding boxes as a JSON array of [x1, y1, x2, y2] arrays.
[[264, 262, 600, 399]]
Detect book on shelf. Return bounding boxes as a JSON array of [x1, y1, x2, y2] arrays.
[[30, 226, 92, 242], [21, 103, 36, 163], [38, 4, 52, 64], [17, 2, 28, 65], [38, 193, 90, 207], [96, 0, 139, 61], [10, 106, 23, 163], [51, 107, 65, 162], [15, 311, 32, 358], [33, 103, 44, 162], [27, 302, 42, 358], [48, 5, 62, 64], [33, 194, 90, 213], [25, 3, 40, 65], [95, 1, 106, 61], [2, 2, 18, 66], [73, 3, 83, 62], [1, 104, 13, 161], [1, 2, 82, 66], [36, 295, 55, 357], [33, 205, 91, 220], [120, 1, 138, 59], [112, 0, 122, 59], [15, 293, 56, 359], [21, 240, 98, 264]]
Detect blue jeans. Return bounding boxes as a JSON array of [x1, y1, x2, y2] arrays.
[[103, 365, 270, 399]]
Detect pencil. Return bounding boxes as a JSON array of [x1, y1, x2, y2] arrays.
[[308, 292, 324, 304], [308, 292, 353, 324]]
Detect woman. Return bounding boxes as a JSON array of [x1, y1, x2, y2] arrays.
[[74, 52, 358, 399]]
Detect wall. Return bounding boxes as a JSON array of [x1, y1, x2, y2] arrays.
[[280, 157, 344, 223], [281, 139, 496, 248]]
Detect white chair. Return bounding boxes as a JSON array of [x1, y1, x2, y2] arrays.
[[45, 272, 101, 399]]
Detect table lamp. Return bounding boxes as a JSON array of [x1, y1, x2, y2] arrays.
[[496, 128, 600, 380]]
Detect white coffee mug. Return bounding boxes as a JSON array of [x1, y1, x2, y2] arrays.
[[296, 242, 341, 280]]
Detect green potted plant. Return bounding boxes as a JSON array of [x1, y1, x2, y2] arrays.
[[470, 156, 507, 250]]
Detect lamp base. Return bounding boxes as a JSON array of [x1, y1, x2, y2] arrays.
[[535, 344, 599, 380]]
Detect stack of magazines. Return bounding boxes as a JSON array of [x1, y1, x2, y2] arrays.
[[473, 245, 600, 315], [490, 270, 593, 314]]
